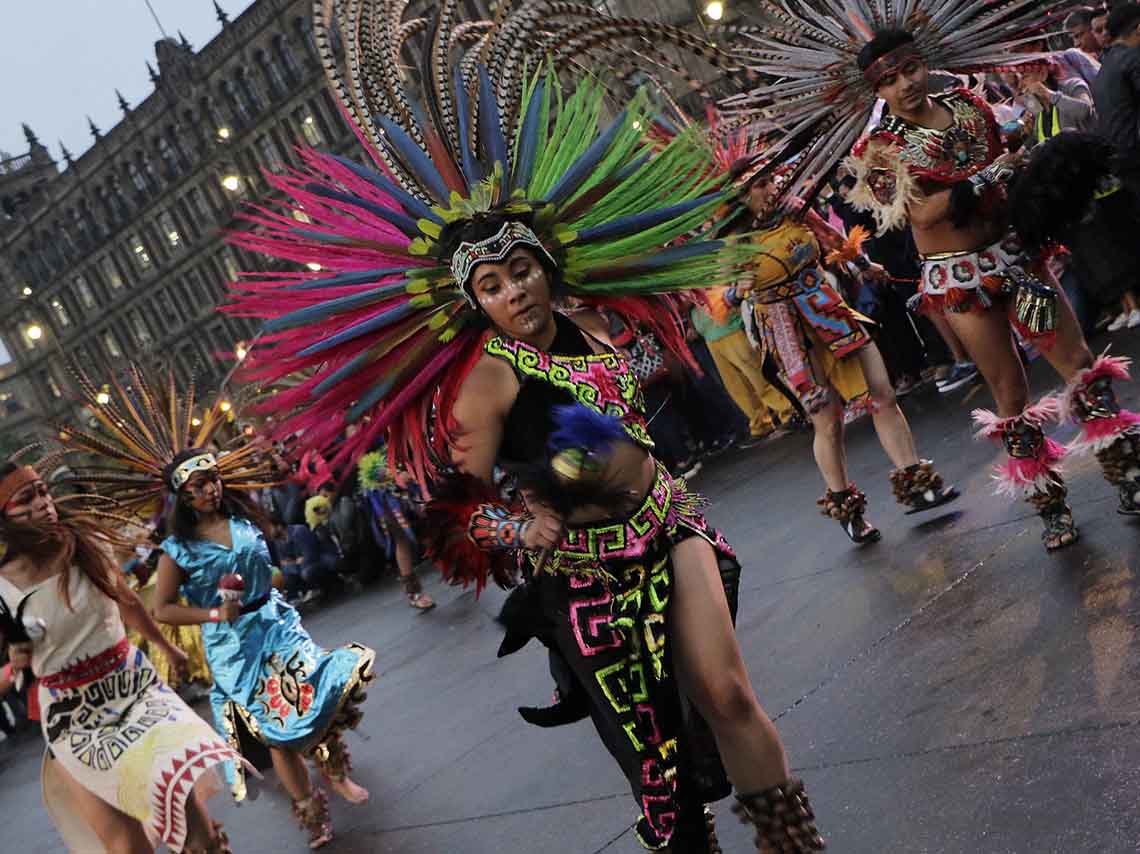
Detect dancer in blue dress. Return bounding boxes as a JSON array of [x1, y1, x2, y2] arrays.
[[59, 367, 375, 850], [153, 448, 374, 850]]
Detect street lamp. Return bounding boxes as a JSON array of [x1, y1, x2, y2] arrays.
[[306, 262, 322, 272], [217, 126, 231, 140], [25, 324, 43, 341], [95, 385, 111, 406], [191, 416, 202, 427], [21, 286, 32, 296], [235, 342, 248, 361], [705, 1, 725, 21], [219, 400, 232, 413], [221, 174, 242, 192]]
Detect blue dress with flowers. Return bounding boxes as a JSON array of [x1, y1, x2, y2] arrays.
[[162, 516, 374, 800]]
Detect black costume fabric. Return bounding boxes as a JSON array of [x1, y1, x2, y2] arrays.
[[483, 317, 741, 849]]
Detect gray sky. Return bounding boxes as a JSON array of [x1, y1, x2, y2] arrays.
[[1, 0, 256, 162]]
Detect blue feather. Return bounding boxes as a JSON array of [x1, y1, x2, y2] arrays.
[[374, 115, 451, 203], [548, 404, 627, 453], [348, 374, 399, 422], [574, 192, 722, 244], [304, 183, 421, 237], [284, 268, 416, 292], [511, 77, 545, 193], [453, 66, 481, 187], [312, 350, 375, 397], [544, 109, 629, 208], [614, 153, 651, 182], [329, 154, 443, 224], [477, 65, 509, 175], [298, 301, 419, 356], [264, 280, 413, 333], [289, 228, 357, 245]]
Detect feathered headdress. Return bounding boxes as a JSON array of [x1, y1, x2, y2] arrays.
[[223, 1, 753, 484], [719, 0, 1061, 208], [55, 364, 277, 516]]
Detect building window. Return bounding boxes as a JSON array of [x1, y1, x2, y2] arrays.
[[159, 211, 182, 249], [130, 236, 152, 270], [41, 370, 62, 399], [256, 134, 282, 171], [189, 187, 212, 219], [128, 161, 147, 194], [158, 288, 183, 324], [50, 297, 71, 328], [298, 110, 323, 145], [219, 249, 240, 282], [102, 256, 125, 290], [131, 310, 153, 345], [158, 136, 180, 179], [103, 330, 123, 358], [74, 275, 97, 309]]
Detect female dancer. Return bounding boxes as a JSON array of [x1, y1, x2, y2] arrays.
[[358, 446, 434, 610], [0, 457, 235, 853], [223, 3, 830, 848], [728, 174, 958, 543], [152, 450, 374, 850], [60, 371, 376, 850]]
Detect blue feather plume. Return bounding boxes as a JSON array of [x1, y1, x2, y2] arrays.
[[548, 404, 627, 454], [477, 65, 509, 176], [374, 115, 452, 203], [304, 183, 422, 237], [328, 154, 443, 224], [574, 192, 723, 244], [511, 77, 545, 192], [544, 109, 628, 208], [297, 300, 419, 355], [264, 279, 413, 333], [453, 66, 481, 186]]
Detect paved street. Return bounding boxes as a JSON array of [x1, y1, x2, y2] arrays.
[[5, 334, 1140, 853]]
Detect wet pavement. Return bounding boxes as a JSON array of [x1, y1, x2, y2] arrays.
[[4, 332, 1140, 853]]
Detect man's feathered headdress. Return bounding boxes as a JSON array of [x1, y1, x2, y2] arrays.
[[719, 0, 1061, 208], [222, 1, 754, 484]]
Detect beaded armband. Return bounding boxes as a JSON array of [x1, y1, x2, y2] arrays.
[[468, 503, 531, 550]]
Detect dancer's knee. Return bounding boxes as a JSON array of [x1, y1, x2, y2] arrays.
[[690, 667, 762, 729]]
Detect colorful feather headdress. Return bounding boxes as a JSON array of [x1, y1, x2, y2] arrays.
[[718, 0, 1062, 208], [55, 364, 277, 516], [223, 0, 753, 484]]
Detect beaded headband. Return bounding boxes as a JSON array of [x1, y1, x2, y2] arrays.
[[170, 453, 218, 491], [863, 44, 922, 87], [450, 221, 556, 305], [0, 466, 40, 510]]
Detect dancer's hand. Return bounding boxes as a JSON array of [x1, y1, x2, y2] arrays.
[[523, 512, 563, 550], [862, 261, 887, 281], [164, 644, 190, 678], [218, 601, 243, 624]]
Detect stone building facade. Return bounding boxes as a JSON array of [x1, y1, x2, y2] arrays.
[[0, 0, 361, 441]]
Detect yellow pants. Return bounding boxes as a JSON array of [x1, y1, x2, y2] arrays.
[[707, 330, 796, 436]]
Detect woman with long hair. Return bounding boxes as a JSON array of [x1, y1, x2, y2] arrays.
[[60, 369, 376, 850], [152, 447, 374, 850], [223, 5, 830, 848], [0, 457, 236, 853]]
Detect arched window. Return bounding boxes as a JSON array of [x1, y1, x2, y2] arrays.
[[74, 275, 97, 309], [274, 34, 302, 82], [220, 80, 250, 125], [158, 136, 180, 179], [127, 161, 147, 197], [235, 68, 265, 116], [256, 49, 288, 98], [293, 16, 318, 63], [200, 96, 229, 135]]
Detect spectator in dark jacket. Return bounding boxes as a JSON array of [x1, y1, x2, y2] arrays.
[[1093, 4, 1140, 194]]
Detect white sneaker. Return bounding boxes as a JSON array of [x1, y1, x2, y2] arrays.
[[1127, 309, 1140, 328], [1108, 312, 1130, 332]]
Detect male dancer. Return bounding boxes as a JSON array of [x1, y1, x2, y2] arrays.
[[843, 28, 1140, 549]]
